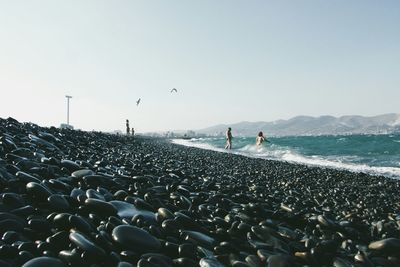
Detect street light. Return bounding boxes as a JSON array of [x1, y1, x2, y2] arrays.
[[65, 95, 72, 125]]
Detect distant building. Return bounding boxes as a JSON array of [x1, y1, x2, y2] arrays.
[[60, 123, 74, 130]]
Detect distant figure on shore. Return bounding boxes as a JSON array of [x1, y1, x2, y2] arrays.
[[131, 127, 135, 137], [225, 127, 232, 149], [126, 120, 130, 135], [256, 131, 265, 146]]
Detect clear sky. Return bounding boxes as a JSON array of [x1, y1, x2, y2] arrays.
[[0, 1, 399, 132]]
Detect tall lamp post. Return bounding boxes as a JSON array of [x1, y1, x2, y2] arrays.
[[65, 95, 72, 126]]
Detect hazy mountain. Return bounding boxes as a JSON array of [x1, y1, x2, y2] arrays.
[[197, 113, 400, 137]]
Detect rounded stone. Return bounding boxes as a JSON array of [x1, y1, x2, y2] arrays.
[[48, 195, 70, 211], [199, 257, 225, 267], [16, 171, 41, 184], [266, 255, 294, 267], [22, 256, 65, 267], [71, 169, 95, 178], [2, 193, 25, 208], [69, 232, 106, 257], [173, 258, 198, 267], [110, 200, 156, 223], [26, 182, 52, 202], [112, 225, 161, 252], [69, 215, 92, 233], [118, 262, 134, 267], [86, 189, 105, 201], [181, 231, 216, 249], [157, 208, 174, 221], [61, 160, 80, 172], [84, 198, 117, 217], [2, 221, 24, 237], [368, 238, 400, 254]]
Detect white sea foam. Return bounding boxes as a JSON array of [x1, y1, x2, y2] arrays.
[[171, 139, 226, 153], [171, 139, 400, 179], [278, 150, 400, 178]]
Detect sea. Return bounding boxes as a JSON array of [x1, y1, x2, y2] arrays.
[[172, 134, 400, 179]]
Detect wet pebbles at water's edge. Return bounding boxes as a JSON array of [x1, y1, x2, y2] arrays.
[[0, 117, 400, 266]]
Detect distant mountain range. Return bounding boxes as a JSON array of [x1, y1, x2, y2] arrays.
[[197, 113, 400, 137]]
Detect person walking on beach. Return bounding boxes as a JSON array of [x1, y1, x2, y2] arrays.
[[131, 127, 135, 137], [256, 131, 265, 146], [225, 127, 232, 149], [126, 119, 130, 135]]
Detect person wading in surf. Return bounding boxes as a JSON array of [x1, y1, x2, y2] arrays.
[[225, 127, 232, 149], [256, 131, 265, 146]]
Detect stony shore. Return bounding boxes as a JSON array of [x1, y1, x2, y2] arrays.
[[1, 117, 400, 267]]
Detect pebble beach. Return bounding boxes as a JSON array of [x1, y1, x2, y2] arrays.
[[1, 117, 400, 267]]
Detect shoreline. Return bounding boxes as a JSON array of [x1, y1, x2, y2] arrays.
[[171, 137, 400, 179], [1, 117, 400, 266]]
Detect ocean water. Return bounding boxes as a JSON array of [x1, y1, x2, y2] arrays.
[[172, 134, 400, 178]]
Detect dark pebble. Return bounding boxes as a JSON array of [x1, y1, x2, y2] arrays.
[[48, 195, 70, 211], [368, 238, 400, 255], [84, 198, 117, 217], [112, 225, 161, 252], [200, 257, 225, 267], [26, 182, 52, 202], [22, 256, 65, 267], [69, 232, 106, 258]]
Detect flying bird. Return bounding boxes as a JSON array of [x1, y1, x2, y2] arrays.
[[170, 88, 178, 93], [136, 98, 141, 106]]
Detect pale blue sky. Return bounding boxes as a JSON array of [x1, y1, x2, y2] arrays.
[[0, 1, 399, 132]]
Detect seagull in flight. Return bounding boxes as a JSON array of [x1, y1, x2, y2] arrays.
[[136, 98, 141, 106], [170, 88, 178, 93]]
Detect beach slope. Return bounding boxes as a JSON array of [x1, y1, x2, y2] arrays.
[[1, 117, 399, 266]]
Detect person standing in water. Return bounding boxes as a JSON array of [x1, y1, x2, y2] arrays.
[[131, 127, 135, 137], [126, 120, 130, 135], [225, 127, 232, 149], [256, 131, 265, 146]]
